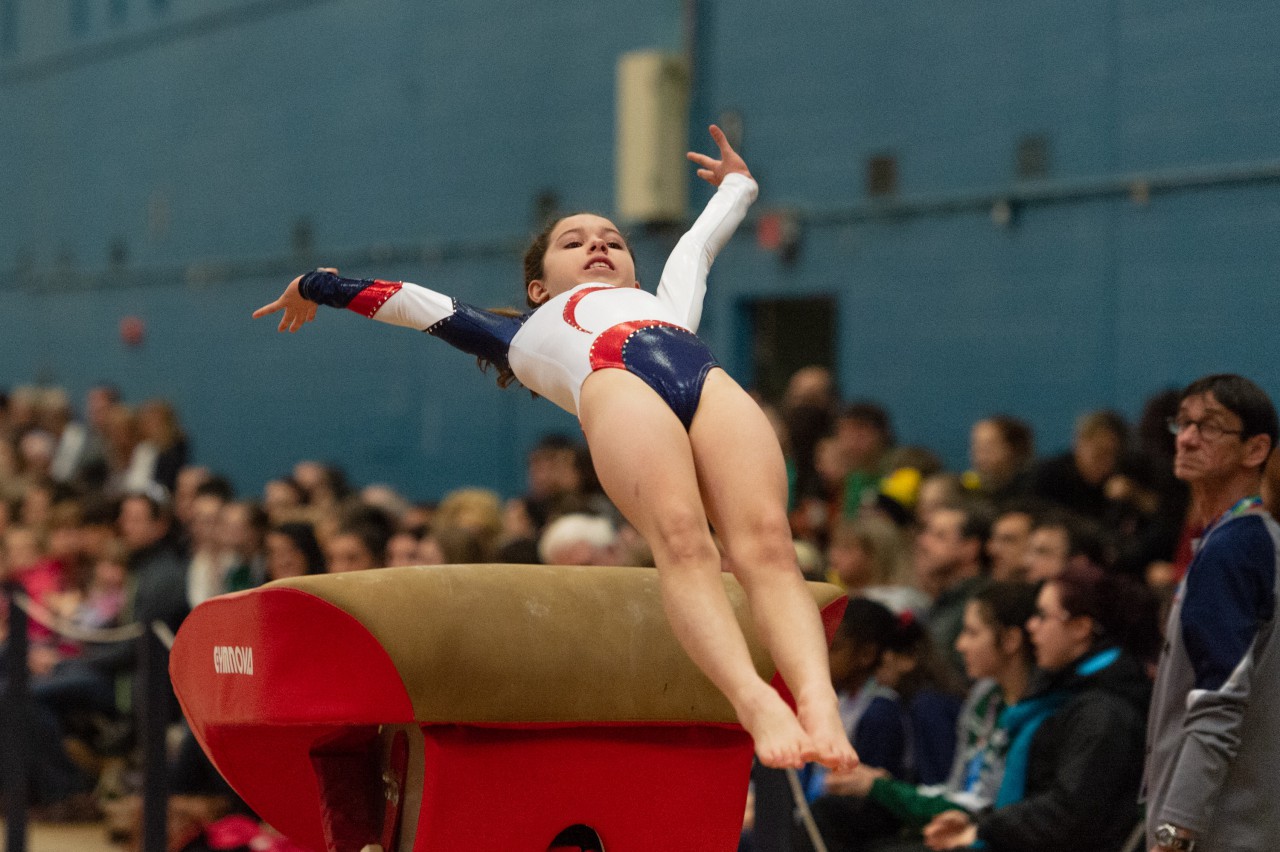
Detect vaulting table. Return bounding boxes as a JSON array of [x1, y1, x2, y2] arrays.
[[170, 564, 846, 852]]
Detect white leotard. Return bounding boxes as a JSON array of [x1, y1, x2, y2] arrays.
[[302, 173, 757, 417]]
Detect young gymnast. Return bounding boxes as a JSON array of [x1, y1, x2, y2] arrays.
[[254, 126, 857, 771]]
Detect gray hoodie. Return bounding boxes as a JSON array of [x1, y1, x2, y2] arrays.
[[1144, 507, 1280, 851]]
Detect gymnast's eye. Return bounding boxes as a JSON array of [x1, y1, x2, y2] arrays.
[[563, 240, 583, 248], [608, 241, 625, 250]]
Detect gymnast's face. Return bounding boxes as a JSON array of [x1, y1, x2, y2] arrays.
[[527, 214, 638, 305]]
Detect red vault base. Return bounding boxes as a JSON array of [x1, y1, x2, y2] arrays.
[[170, 567, 846, 852]]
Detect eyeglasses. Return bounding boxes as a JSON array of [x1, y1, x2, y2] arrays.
[[1029, 608, 1072, 625], [1166, 416, 1244, 442]]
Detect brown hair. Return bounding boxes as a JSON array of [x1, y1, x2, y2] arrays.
[[522, 219, 559, 309], [1181, 373, 1279, 455], [138, 399, 186, 450], [984, 415, 1036, 468], [828, 515, 910, 586], [481, 214, 636, 390], [1052, 561, 1161, 665]]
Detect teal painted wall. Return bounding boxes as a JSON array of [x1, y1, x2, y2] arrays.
[[3, 0, 1278, 495]]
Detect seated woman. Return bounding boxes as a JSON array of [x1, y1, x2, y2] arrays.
[[923, 563, 1158, 852], [875, 611, 965, 788], [805, 582, 1037, 852], [825, 598, 915, 782]]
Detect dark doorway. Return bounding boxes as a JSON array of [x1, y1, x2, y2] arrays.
[[746, 295, 838, 403]]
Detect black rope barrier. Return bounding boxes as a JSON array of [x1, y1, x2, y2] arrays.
[[2, 585, 176, 851], [8, 590, 146, 644], [3, 580, 31, 852], [139, 627, 171, 852]]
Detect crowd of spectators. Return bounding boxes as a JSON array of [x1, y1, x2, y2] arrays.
[[0, 382, 656, 844], [2, 368, 1278, 851]]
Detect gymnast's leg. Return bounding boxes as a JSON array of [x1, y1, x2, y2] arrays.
[[578, 368, 811, 769], [690, 368, 857, 771]]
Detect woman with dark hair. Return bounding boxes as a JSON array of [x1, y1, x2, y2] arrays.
[[825, 598, 913, 779], [264, 522, 325, 580], [924, 563, 1157, 852], [878, 612, 966, 787], [796, 604, 956, 851], [806, 582, 1037, 852], [1111, 388, 1192, 582], [323, 522, 389, 574]]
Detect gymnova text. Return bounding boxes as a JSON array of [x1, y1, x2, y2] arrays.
[[213, 645, 255, 675]]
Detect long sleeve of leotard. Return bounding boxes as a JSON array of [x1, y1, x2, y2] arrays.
[[655, 172, 758, 332], [297, 271, 524, 369]]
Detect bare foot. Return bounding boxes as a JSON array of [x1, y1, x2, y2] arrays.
[[797, 693, 859, 772], [735, 687, 813, 769]]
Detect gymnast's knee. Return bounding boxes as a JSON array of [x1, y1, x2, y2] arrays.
[[649, 510, 719, 567], [728, 512, 794, 565]]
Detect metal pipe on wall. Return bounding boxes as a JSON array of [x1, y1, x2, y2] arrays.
[[6, 156, 1280, 294]]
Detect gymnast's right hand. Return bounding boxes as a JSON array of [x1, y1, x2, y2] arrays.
[[253, 268, 335, 332]]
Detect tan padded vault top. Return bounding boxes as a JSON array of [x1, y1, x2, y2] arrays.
[[268, 563, 844, 724]]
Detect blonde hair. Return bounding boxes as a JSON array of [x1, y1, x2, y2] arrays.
[[434, 488, 504, 544], [829, 514, 911, 587]]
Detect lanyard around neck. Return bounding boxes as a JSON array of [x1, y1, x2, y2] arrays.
[[1198, 495, 1263, 546]]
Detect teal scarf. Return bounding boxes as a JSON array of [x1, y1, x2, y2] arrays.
[[993, 647, 1120, 808]]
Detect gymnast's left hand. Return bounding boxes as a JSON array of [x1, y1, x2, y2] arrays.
[[687, 124, 753, 187], [253, 267, 336, 332]]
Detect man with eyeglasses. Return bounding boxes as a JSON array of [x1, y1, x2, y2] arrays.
[[1144, 374, 1279, 852]]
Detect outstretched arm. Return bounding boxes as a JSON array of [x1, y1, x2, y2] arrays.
[[254, 269, 525, 366], [254, 268, 456, 331], [657, 125, 758, 331]]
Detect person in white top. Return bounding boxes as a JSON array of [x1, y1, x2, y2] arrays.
[[254, 126, 856, 771]]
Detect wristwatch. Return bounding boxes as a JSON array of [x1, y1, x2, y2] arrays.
[[1154, 823, 1196, 852]]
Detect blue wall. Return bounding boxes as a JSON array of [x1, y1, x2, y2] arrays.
[[3, 0, 1279, 497]]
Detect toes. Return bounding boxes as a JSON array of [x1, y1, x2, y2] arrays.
[[757, 747, 786, 769], [757, 737, 813, 770], [809, 739, 858, 772]]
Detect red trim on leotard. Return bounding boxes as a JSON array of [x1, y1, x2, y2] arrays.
[[589, 319, 682, 371], [562, 286, 614, 333], [346, 280, 404, 318]]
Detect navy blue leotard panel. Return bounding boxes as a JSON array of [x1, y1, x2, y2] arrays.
[[297, 270, 372, 308], [590, 321, 719, 430], [425, 302, 526, 372]]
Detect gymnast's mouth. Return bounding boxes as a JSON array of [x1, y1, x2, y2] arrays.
[[585, 256, 615, 271]]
